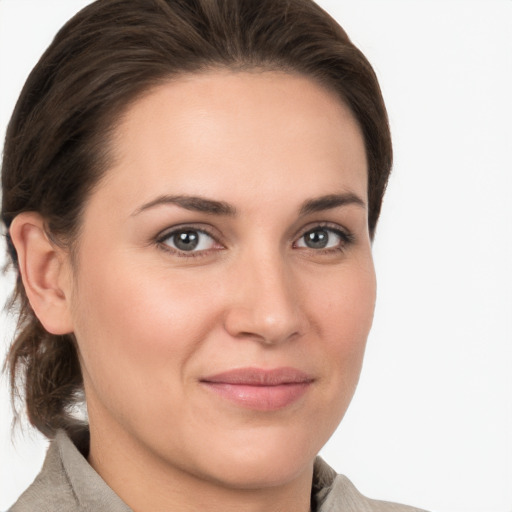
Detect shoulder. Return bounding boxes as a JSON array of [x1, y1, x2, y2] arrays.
[[313, 458, 428, 512], [8, 434, 79, 512], [8, 429, 130, 512]]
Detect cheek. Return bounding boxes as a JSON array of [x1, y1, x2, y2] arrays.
[[70, 254, 219, 403], [71, 242, 376, 435], [73, 248, 376, 371], [307, 257, 376, 348], [303, 258, 376, 400], [279, 258, 377, 449]]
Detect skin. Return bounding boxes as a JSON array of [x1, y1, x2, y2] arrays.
[[12, 71, 376, 512]]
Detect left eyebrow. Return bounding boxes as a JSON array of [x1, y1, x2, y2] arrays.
[[299, 193, 366, 216]]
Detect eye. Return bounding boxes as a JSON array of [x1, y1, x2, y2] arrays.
[[295, 226, 351, 251], [158, 228, 219, 254]]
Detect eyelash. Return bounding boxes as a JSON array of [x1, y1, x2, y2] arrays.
[[293, 223, 355, 254], [155, 223, 354, 258], [156, 224, 221, 259]]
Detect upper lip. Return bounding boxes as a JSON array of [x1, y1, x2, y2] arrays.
[[200, 367, 314, 386]]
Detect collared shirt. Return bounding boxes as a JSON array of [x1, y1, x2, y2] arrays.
[[9, 430, 426, 512]]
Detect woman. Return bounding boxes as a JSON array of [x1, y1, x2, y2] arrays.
[[2, 0, 426, 510]]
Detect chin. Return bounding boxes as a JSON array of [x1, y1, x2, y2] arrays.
[[205, 453, 315, 490], [183, 425, 321, 490]]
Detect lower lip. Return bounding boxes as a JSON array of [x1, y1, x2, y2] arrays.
[[201, 382, 311, 411]]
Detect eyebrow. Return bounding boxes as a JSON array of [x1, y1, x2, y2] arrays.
[[299, 193, 366, 216], [132, 192, 365, 217], [132, 195, 237, 217]]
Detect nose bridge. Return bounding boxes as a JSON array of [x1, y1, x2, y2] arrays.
[[225, 244, 303, 344]]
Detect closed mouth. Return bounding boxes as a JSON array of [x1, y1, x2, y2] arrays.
[[200, 367, 314, 410]]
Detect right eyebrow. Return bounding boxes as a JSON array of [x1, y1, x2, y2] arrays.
[[131, 194, 237, 217]]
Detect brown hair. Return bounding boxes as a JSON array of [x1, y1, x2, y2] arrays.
[[1, 0, 392, 438]]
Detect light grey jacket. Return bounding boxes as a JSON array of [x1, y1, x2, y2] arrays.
[[9, 430, 427, 512]]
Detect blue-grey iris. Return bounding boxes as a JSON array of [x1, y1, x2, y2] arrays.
[[304, 229, 329, 249], [174, 230, 199, 251]]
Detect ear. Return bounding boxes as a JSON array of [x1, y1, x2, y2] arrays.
[[9, 212, 74, 335]]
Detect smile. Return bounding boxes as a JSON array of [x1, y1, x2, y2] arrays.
[[200, 367, 314, 411]]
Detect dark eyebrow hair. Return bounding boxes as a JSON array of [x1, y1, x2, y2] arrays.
[[299, 193, 366, 216], [133, 192, 365, 218], [132, 195, 237, 216]]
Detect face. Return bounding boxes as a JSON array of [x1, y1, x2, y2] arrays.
[[67, 71, 375, 489]]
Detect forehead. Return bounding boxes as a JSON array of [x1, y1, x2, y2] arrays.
[[96, 70, 367, 211]]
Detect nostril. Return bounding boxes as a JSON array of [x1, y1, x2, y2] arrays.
[[223, 304, 303, 346]]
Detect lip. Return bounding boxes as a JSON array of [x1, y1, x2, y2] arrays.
[[200, 367, 314, 411]]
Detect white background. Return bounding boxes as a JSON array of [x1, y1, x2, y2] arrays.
[[0, 1, 511, 511]]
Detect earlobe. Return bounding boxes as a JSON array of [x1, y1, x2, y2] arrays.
[[9, 212, 74, 335]]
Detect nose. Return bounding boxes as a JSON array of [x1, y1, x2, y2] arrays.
[[223, 250, 305, 346]]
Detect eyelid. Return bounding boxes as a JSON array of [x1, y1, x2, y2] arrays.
[[154, 221, 354, 258], [292, 222, 355, 250], [293, 222, 353, 242], [155, 223, 224, 257]]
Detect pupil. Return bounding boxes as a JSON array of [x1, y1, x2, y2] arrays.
[[174, 230, 199, 251], [305, 229, 328, 249]]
